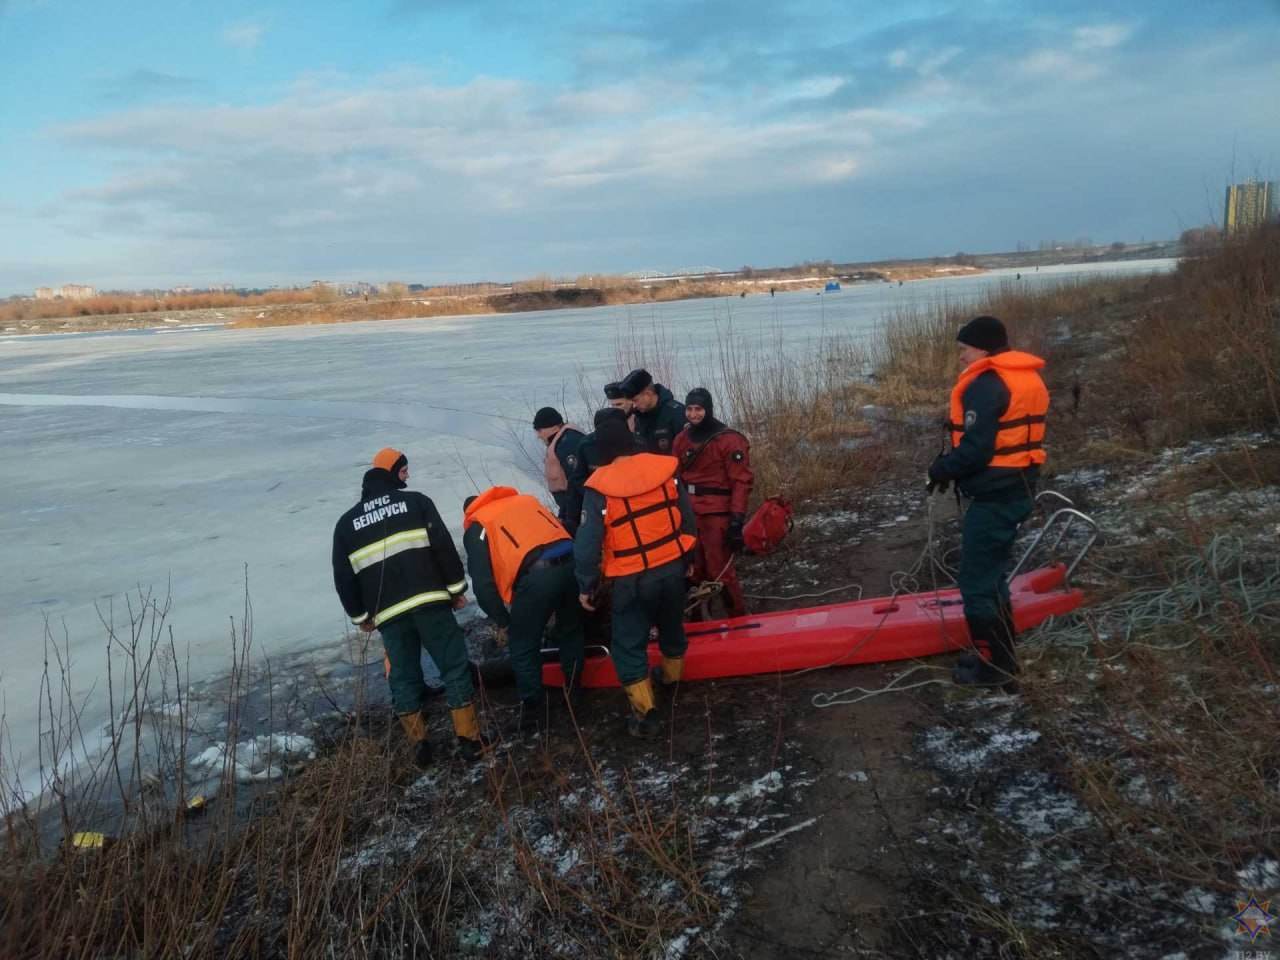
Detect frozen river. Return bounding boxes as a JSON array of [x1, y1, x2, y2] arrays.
[[0, 259, 1174, 789]]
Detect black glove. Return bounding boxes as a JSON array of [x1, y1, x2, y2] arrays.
[[725, 514, 746, 552], [926, 455, 950, 495]]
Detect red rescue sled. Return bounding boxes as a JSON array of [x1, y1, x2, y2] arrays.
[[543, 564, 1082, 688]]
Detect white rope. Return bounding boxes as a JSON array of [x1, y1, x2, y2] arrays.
[[746, 583, 864, 603], [812, 665, 952, 708]]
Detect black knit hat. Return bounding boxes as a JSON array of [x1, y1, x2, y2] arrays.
[[593, 406, 627, 429], [603, 381, 626, 400], [532, 406, 564, 430], [619, 368, 653, 399], [685, 387, 713, 417], [596, 415, 635, 465], [956, 315, 1009, 353]]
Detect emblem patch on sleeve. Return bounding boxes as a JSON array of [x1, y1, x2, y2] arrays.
[[566, 454, 578, 469], [964, 410, 978, 429]]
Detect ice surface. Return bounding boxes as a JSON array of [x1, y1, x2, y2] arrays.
[[0, 261, 1176, 791]]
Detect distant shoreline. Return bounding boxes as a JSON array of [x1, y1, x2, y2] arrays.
[[3, 244, 1181, 338]]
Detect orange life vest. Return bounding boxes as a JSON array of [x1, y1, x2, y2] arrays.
[[948, 351, 1050, 468], [463, 486, 570, 603], [585, 453, 697, 578]]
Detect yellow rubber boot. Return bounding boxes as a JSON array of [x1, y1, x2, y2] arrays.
[[398, 711, 432, 768], [450, 704, 488, 761], [659, 655, 684, 685], [623, 677, 661, 739], [623, 677, 656, 716]]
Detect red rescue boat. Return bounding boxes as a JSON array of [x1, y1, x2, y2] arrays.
[[543, 564, 1082, 688]]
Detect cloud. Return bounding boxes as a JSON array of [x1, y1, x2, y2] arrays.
[[1073, 23, 1133, 51], [99, 68, 199, 102], [40, 68, 925, 284], [1017, 49, 1103, 83], [222, 21, 265, 50], [7, 3, 1280, 290]]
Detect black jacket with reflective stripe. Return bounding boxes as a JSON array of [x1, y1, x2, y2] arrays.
[[331, 469, 468, 627]]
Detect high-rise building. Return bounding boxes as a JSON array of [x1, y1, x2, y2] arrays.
[[1224, 180, 1278, 234]]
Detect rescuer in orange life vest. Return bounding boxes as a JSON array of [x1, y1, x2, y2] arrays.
[[574, 415, 698, 739], [331, 448, 487, 765], [532, 406, 587, 536], [462, 486, 586, 733], [927, 316, 1049, 693], [671, 387, 754, 618]]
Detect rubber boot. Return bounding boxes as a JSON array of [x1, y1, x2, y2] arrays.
[[953, 619, 1019, 693], [450, 703, 490, 761], [623, 677, 661, 740], [988, 612, 1020, 694], [650, 653, 683, 694], [398, 711, 433, 769]]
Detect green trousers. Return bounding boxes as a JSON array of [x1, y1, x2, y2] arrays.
[[509, 561, 586, 703], [379, 603, 474, 713], [957, 496, 1033, 622], [609, 558, 688, 686]]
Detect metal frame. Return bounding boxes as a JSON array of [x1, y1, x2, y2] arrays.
[[1010, 495, 1100, 584]]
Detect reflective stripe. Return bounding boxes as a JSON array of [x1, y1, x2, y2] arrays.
[[374, 590, 453, 625], [351, 611, 369, 624], [348, 528, 430, 574], [446, 579, 467, 595]]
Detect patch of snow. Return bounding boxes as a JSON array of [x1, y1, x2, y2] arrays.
[[1237, 857, 1280, 890], [919, 725, 1041, 774], [664, 927, 702, 959], [708, 770, 784, 807], [842, 770, 869, 782], [994, 771, 1093, 838], [1181, 888, 1217, 914]]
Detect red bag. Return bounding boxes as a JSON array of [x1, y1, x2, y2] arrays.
[[742, 496, 793, 555]]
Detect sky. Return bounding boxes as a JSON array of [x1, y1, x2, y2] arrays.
[[1, 0, 1278, 294]]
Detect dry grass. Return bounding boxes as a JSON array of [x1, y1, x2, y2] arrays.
[[1098, 226, 1280, 445], [867, 276, 1148, 411], [1, 289, 309, 324], [0, 590, 729, 959]]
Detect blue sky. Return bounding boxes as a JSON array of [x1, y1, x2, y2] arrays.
[[1, 0, 1278, 293]]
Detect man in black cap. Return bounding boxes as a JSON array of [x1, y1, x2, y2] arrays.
[[532, 406, 587, 536], [927, 315, 1050, 693], [603, 381, 637, 431], [619, 368, 686, 454]]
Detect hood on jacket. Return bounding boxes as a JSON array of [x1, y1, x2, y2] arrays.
[[360, 467, 405, 499]]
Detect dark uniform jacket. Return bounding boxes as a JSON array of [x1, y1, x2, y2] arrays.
[[331, 469, 468, 627], [632, 384, 686, 454], [671, 425, 753, 517], [549, 426, 587, 535], [931, 372, 1039, 500]]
